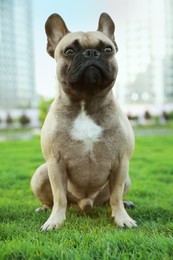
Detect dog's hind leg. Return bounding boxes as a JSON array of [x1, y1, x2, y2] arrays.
[[31, 163, 53, 210]]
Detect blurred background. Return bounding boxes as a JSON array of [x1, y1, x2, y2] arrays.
[[0, 0, 173, 139]]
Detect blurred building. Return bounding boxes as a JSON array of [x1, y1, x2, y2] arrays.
[[0, 0, 36, 109], [119, 0, 173, 106]]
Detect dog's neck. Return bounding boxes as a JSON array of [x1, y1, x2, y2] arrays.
[[57, 85, 115, 113]]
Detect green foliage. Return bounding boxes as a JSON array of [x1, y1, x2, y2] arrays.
[[167, 111, 173, 120], [127, 113, 139, 121], [39, 97, 53, 126], [19, 114, 31, 126], [0, 136, 173, 259], [6, 114, 13, 125], [144, 110, 152, 120]]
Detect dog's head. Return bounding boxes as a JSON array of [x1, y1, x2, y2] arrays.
[[45, 13, 118, 99]]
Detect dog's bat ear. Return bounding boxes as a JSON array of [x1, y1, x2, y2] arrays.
[[97, 13, 118, 52], [45, 13, 70, 58], [97, 13, 115, 40]]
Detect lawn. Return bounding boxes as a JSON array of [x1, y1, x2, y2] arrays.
[[0, 135, 173, 259]]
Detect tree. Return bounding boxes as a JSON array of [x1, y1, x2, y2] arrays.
[[144, 110, 152, 120], [39, 97, 53, 126], [19, 114, 30, 127], [6, 114, 13, 125]]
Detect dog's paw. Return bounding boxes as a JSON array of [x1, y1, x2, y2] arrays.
[[41, 217, 65, 231], [35, 205, 49, 213], [115, 216, 137, 228], [40, 211, 66, 231], [112, 211, 137, 228], [123, 200, 135, 209]]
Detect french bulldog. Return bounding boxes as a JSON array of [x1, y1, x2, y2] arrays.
[[31, 12, 137, 231]]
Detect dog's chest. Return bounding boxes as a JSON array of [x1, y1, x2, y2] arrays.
[[70, 102, 103, 151]]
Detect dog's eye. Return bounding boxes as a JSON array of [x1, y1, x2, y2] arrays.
[[104, 46, 113, 53], [64, 48, 75, 55]]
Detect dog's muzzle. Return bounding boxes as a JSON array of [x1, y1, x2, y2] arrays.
[[66, 49, 115, 92]]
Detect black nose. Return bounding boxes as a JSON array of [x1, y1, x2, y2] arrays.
[[83, 49, 100, 58]]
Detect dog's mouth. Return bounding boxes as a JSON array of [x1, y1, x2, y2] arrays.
[[83, 64, 103, 86], [76, 62, 103, 85], [66, 59, 114, 92]]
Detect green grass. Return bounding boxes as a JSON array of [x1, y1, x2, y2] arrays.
[[0, 135, 173, 259]]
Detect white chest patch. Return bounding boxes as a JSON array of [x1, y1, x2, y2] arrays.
[[70, 102, 103, 151]]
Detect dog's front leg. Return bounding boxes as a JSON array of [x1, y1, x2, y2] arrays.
[[41, 157, 67, 231], [110, 158, 137, 228]]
